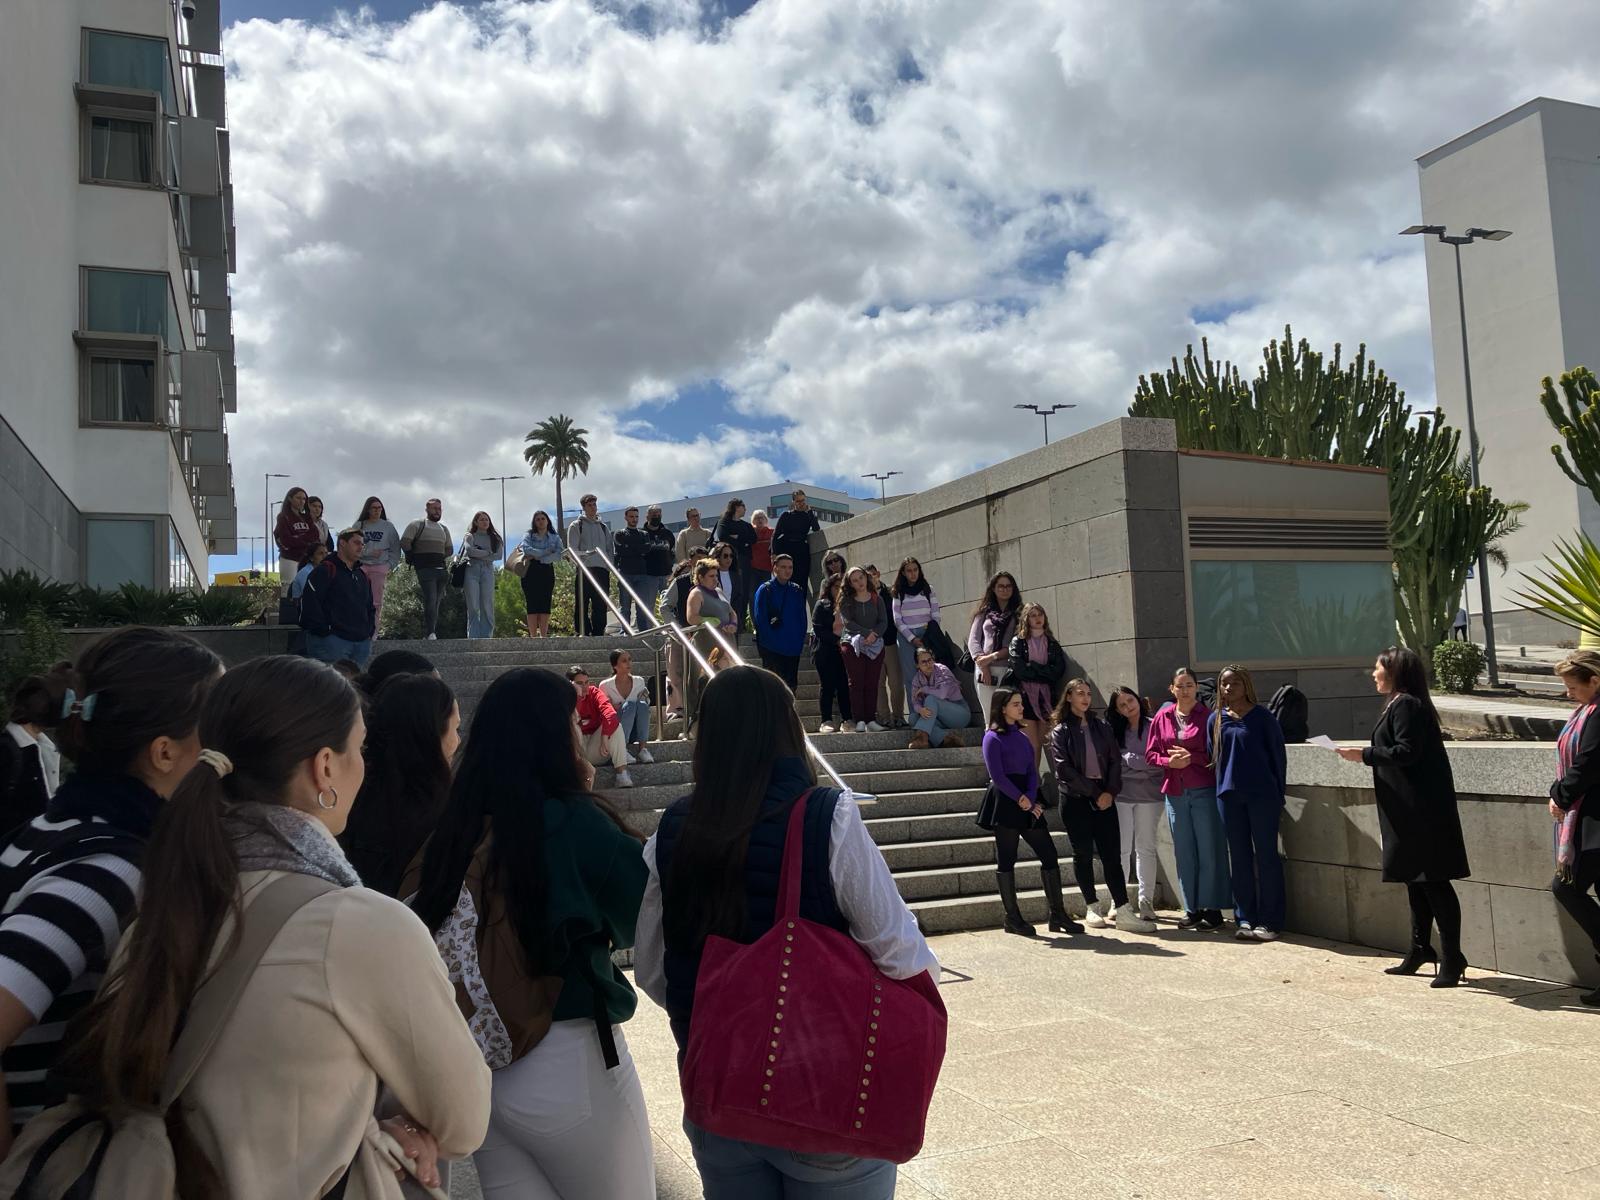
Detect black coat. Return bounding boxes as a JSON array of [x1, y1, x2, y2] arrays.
[[771, 509, 820, 561], [1363, 694, 1470, 881], [613, 525, 650, 574], [642, 522, 676, 576], [711, 517, 757, 569], [1007, 634, 1067, 719], [1047, 715, 1123, 802], [1552, 702, 1600, 855]]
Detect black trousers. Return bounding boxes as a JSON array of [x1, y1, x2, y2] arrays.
[[574, 567, 611, 636], [415, 567, 446, 638], [1061, 794, 1127, 907], [1406, 879, 1463, 957], [758, 647, 800, 689], [814, 643, 851, 723], [1554, 849, 1600, 954], [994, 824, 1059, 872]]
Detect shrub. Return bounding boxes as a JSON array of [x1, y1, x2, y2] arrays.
[[99, 583, 197, 627], [378, 565, 467, 640], [0, 611, 70, 696], [0, 570, 80, 628], [189, 586, 265, 627], [1433, 640, 1486, 694]]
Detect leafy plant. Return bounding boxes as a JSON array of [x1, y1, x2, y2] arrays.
[[0, 611, 71, 697], [1514, 533, 1600, 642], [1540, 366, 1600, 502], [98, 583, 197, 627], [1432, 640, 1486, 694], [523, 414, 591, 539], [0, 569, 81, 628], [377, 564, 467, 641], [189, 586, 265, 627]]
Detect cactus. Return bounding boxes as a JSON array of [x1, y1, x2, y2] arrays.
[[1540, 367, 1600, 502]]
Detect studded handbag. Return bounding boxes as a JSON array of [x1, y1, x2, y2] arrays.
[[679, 790, 948, 1164]]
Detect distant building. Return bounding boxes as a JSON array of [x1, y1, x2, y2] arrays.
[[1415, 97, 1600, 638], [597, 482, 882, 534], [0, 0, 238, 590]]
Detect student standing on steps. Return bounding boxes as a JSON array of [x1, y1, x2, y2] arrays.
[[1206, 665, 1288, 943], [966, 573, 1021, 718], [1048, 680, 1157, 934], [1147, 667, 1230, 932], [642, 505, 676, 619], [273, 486, 321, 597], [613, 507, 653, 631], [353, 496, 401, 622], [748, 509, 774, 606], [1007, 602, 1066, 765], [1108, 687, 1163, 923], [568, 494, 613, 637], [300, 529, 377, 670], [752, 554, 808, 689], [867, 565, 905, 728], [978, 688, 1077, 938], [710, 499, 757, 634], [838, 567, 887, 734], [516, 510, 563, 638], [306, 496, 335, 555], [771, 489, 822, 604], [674, 507, 711, 564], [891, 558, 940, 718], [462, 511, 502, 641], [400, 498, 454, 641], [812, 568, 852, 734]]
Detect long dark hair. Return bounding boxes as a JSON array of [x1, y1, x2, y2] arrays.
[[54, 626, 221, 776], [277, 486, 307, 521], [892, 556, 931, 599], [719, 498, 746, 528], [8, 662, 72, 728], [358, 648, 436, 696], [972, 571, 1021, 620], [412, 669, 638, 970], [663, 666, 812, 950], [1051, 677, 1094, 726], [987, 685, 1022, 731], [356, 495, 386, 525], [62, 656, 359, 1188], [528, 510, 553, 538], [470, 511, 503, 554], [339, 674, 456, 897], [1378, 645, 1439, 729], [1106, 686, 1150, 741]]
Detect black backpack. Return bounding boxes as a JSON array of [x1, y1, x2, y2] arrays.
[[1268, 684, 1310, 744]]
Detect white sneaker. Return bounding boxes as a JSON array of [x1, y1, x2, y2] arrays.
[[1084, 899, 1110, 929], [856, 722, 867, 733], [625, 751, 639, 766], [1235, 922, 1256, 941], [866, 721, 885, 732], [614, 770, 634, 788], [819, 723, 837, 734], [636, 748, 654, 764], [426, 632, 437, 641], [1114, 903, 1157, 933], [1253, 926, 1280, 942], [1139, 899, 1158, 922]]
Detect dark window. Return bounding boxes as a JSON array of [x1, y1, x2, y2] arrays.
[[88, 356, 157, 423], [87, 115, 155, 183]]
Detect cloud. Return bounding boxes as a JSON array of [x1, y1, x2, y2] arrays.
[[219, 0, 1600, 559]]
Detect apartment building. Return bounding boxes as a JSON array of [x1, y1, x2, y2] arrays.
[[0, 0, 237, 591]]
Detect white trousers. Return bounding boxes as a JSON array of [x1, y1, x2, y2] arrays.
[[578, 725, 627, 770], [1117, 800, 1163, 909], [474, 1020, 655, 1200]]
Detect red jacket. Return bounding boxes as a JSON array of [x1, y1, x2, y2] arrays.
[[275, 510, 323, 565], [751, 525, 774, 572], [575, 685, 620, 737]]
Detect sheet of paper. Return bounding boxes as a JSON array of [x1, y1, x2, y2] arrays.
[[1306, 734, 1340, 750]]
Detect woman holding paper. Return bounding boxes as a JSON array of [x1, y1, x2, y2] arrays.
[[1336, 646, 1470, 987]]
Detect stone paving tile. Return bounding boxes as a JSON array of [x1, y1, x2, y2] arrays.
[[1113, 1137, 1377, 1199], [1402, 1096, 1600, 1171], [903, 1135, 1140, 1199]]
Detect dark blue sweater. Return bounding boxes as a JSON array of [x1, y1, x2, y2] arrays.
[[1205, 704, 1287, 803], [300, 557, 375, 642], [753, 578, 808, 657]]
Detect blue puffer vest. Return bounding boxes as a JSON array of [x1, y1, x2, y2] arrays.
[[653, 756, 848, 1052]]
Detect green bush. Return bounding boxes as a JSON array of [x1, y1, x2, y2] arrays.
[[378, 564, 467, 640], [1432, 640, 1486, 694], [0, 570, 80, 627], [189, 586, 266, 627], [0, 611, 70, 696]]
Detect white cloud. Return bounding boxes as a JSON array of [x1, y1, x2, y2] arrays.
[[219, 0, 1600, 559]]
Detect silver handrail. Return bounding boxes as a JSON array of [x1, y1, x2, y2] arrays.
[[564, 546, 673, 739]]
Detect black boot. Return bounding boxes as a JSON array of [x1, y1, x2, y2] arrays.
[[996, 872, 1036, 938], [1040, 866, 1083, 934], [1391, 883, 1438, 976], [1385, 945, 1439, 976], [1426, 882, 1467, 988], [1432, 953, 1469, 988]]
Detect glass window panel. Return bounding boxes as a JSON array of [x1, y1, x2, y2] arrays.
[[1190, 559, 1395, 664], [83, 30, 174, 113], [85, 269, 170, 339], [88, 115, 154, 183], [169, 522, 195, 591], [86, 519, 155, 590], [88, 357, 156, 423]]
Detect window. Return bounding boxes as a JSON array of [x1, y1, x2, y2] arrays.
[[88, 356, 157, 424], [84, 268, 174, 341], [86, 114, 155, 184], [86, 518, 155, 590], [169, 522, 196, 592], [1189, 559, 1395, 665], [82, 31, 175, 114]]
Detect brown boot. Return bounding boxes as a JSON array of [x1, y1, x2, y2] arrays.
[[939, 733, 963, 748], [908, 730, 930, 749]]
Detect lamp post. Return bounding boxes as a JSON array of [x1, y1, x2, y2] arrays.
[[264, 472, 289, 581], [1015, 402, 1075, 445], [861, 471, 902, 503], [239, 535, 265, 573], [1400, 223, 1512, 686], [481, 474, 522, 564]]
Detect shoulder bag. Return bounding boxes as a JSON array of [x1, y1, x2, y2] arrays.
[[506, 544, 531, 579], [680, 791, 947, 1164], [449, 540, 470, 590]]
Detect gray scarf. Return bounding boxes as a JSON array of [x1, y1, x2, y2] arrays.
[[223, 802, 362, 889]]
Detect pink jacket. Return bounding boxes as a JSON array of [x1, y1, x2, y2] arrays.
[[1145, 701, 1216, 796]]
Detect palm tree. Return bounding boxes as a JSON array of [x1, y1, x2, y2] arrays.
[[522, 414, 592, 539]]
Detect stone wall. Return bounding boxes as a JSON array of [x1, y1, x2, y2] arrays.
[[1155, 742, 1597, 987], [0, 414, 80, 582]]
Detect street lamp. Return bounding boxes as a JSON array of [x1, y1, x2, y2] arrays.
[[481, 475, 523, 564], [1015, 403, 1076, 445], [1400, 223, 1513, 685], [239, 535, 265, 573], [861, 471, 902, 503], [264, 472, 289, 579]]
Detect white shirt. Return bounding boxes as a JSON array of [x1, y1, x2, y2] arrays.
[[634, 794, 939, 1009], [719, 569, 734, 601], [4, 724, 58, 798], [600, 674, 648, 708]]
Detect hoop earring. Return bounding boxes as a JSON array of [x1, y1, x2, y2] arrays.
[[316, 786, 338, 811]]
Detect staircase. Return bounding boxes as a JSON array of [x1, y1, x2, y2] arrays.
[[381, 634, 1097, 932]]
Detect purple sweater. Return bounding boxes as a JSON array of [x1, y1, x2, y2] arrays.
[[982, 725, 1039, 804], [910, 663, 963, 708]]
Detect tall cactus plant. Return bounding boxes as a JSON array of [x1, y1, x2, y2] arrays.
[[1541, 367, 1600, 501]]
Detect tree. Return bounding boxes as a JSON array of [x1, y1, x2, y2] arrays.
[[522, 414, 591, 539], [1540, 366, 1600, 501]]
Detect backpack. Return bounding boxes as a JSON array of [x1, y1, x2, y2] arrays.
[[1268, 684, 1310, 744], [0, 873, 337, 1200]]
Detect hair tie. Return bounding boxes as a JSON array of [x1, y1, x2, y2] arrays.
[[61, 689, 98, 722], [197, 749, 234, 778]]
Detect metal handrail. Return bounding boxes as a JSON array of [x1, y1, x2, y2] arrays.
[[564, 546, 672, 739]]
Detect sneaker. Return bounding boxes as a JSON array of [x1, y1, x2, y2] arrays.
[[856, 722, 868, 733], [1084, 899, 1110, 929], [1177, 911, 1205, 930], [819, 723, 837, 734], [1113, 903, 1157, 933], [636, 748, 654, 764], [614, 770, 634, 788], [426, 632, 437, 641], [866, 721, 885, 732], [1253, 927, 1280, 942], [625, 751, 639, 766], [1199, 909, 1225, 931], [1234, 922, 1256, 941], [1139, 899, 1158, 922]]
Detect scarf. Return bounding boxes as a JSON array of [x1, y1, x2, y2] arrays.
[[1556, 702, 1596, 882], [1022, 634, 1053, 722], [981, 608, 1010, 654], [222, 801, 362, 888]]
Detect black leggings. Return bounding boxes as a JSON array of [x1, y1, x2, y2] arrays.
[[1406, 880, 1463, 957], [994, 825, 1059, 872], [1062, 796, 1127, 907], [814, 643, 852, 723], [1553, 850, 1600, 953]]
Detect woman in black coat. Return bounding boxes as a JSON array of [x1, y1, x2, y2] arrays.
[[771, 489, 822, 602], [1548, 651, 1600, 1007], [1338, 646, 1470, 987], [1007, 601, 1067, 761]]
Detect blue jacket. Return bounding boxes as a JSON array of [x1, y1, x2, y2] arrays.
[[299, 557, 375, 642], [752, 578, 808, 657], [1205, 704, 1287, 802]]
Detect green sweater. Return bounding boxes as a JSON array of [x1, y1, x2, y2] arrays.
[[543, 793, 649, 1026]]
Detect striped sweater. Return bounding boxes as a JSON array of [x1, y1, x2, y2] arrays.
[[0, 773, 156, 1127], [891, 589, 940, 636]]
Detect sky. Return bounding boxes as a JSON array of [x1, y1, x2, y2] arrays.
[[211, 0, 1600, 573]]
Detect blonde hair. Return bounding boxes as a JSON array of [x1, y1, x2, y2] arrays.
[[1019, 602, 1053, 641], [1556, 651, 1600, 682], [694, 557, 720, 583]]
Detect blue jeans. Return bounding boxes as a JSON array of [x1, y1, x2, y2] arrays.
[[684, 1120, 896, 1200], [617, 697, 651, 746], [464, 561, 496, 639], [913, 696, 970, 743], [1165, 785, 1231, 911], [619, 573, 655, 627], [1221, 791, 1286, 929], [307, 632, 372, 670]]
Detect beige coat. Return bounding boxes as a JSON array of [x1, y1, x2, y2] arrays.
[[180, 867, 492, 1199]]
